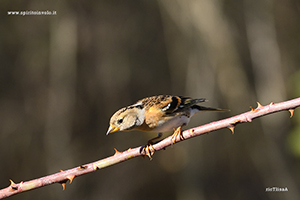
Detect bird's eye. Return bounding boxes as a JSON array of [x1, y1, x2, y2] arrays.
[[117, 118, 123, 124]]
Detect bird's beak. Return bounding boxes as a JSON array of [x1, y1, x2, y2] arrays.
[[106, 124, 120, 135]]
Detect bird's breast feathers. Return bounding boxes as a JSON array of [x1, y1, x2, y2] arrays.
[[135, 106, 191, 133]]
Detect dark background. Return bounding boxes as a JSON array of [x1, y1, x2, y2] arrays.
[[1, 0, 300, 199]]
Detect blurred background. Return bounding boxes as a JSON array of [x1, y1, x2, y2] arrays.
[[1, 0, 300, 199]]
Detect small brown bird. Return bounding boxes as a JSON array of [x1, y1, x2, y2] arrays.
[[106, 95, 224, 157]]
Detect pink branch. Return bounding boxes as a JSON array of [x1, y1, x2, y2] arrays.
[[1, 97, 299, 199]]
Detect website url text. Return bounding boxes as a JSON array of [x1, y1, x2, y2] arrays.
[[7, 10, 57, 16]]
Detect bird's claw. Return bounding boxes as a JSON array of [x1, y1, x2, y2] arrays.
[[139, 132, 162, 159], [140, 143, 155, 160], [171, 126, 184, 144]]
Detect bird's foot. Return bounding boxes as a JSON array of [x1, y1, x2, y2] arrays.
[[171, 126, 184, 144], [140, 143, 155, 160], [139, 133, 162, 160]]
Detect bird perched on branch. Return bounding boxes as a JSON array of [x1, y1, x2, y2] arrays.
[[106, 95, 225, 158]]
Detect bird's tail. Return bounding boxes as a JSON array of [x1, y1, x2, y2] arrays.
[[192, 105, 229, 112]]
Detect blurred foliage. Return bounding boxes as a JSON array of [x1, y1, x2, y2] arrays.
[[1, 0, 300, 200]]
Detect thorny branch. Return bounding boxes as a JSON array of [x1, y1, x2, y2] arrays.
[[1, 97, 300, 199]]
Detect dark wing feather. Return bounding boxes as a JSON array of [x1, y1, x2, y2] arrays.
[[163, 96, 206, 114], [178, 97, 206, 109]]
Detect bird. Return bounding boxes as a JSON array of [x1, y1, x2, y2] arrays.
[[106, 95, 225, 158]]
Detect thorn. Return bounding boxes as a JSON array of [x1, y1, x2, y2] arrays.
[[256, 102, 263, 109], [127, 148, 131, 152], [59, 179, 68, 189], [269, 102, 274, 106], [228, 126, 235, 134], [78, 165, 87, 170], [114, 148, 122, 156], [246, 116, 253, 122], [60, 170, 64, 172], [230, 119, 241, 125], [9, 179, 15, 186], [59, 179, 68, 190], [61, 183, 66, 190], [289, 109, 295, 118], [9, 186, 18, 191], [9, 179, 18, 191], [67, 175, 75, 184], [189, 129, 194, 136], [250, 106, 259, 112], [93, 164, 99, 171]]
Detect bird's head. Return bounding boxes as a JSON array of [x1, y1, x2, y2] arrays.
[[106, 106, 145, 135]]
